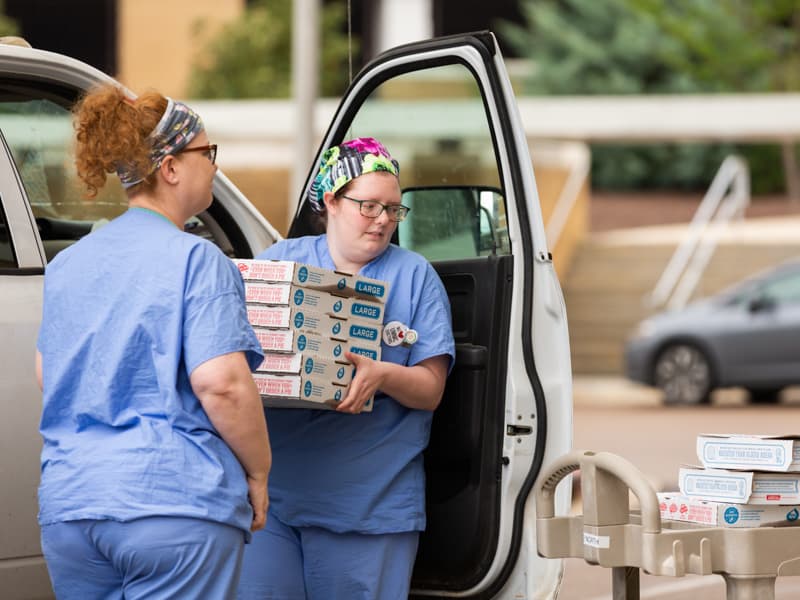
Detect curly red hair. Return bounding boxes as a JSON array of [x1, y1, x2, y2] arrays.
[[73, 84, 168, 197]]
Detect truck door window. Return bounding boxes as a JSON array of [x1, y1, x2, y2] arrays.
[[0, 90, 238, 261], [346, 63, 511, 261], [0, 97, 129, 261]]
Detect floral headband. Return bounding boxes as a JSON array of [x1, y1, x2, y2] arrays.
[[117, 97, 204, 188], [306, 137, 399, 212]]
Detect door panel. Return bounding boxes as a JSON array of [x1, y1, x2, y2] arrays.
[[414, 256, 512, 591]]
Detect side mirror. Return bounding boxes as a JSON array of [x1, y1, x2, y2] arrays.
[[399, 186, 507, 260]]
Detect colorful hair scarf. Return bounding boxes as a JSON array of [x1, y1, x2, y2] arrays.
[[117, 97, 204, 188], [306, 137, 399, 213]]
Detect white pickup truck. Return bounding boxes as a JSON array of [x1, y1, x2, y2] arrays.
[[0, 31, 572, 599]]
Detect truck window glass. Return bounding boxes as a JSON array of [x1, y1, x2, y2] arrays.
[[0, 98, 129, 261], [346, 63, 511, 261], [0, 94, 238, 261]]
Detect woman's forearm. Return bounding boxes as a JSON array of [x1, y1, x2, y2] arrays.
[[377, 355, 450, 411]]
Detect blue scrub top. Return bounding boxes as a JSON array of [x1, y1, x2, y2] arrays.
[[258, 235, 455, 534], [37, 208, 263, 535]]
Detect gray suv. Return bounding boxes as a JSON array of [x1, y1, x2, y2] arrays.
[[1, 32, 572, 599]]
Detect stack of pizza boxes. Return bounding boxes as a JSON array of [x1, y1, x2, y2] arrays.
[[658, 434, 800, 528], [234, 259, 389, 411]]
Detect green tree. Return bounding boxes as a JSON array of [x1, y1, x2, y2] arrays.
[[188, 1, 357, 99], [501, 0, 689, 95], [500, 0, 800, 192], [627, 0, 784, 93], [752, 0, 800, 91]]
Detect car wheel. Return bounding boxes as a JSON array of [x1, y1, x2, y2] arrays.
[[747, 388, 782, 404], [653, 343, 712, 405]]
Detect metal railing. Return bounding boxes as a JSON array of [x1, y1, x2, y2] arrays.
[[648, 155, 750, 311]]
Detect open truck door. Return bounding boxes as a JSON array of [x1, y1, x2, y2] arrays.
[[288, 32, 573, 599]]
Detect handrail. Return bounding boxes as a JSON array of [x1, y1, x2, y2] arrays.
[[544, 142, 591, 249], [648, 155, 750, 310]]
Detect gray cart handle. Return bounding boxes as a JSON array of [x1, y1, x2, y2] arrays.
[[535, 449, 661, 533]]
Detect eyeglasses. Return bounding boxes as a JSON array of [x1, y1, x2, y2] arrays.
[[340, 195, 411, 222], [176, 143, 217, 165]]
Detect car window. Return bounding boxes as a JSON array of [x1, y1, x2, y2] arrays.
[[346, 64, 511, 261], [0, 88, 249, 261], [0, 97, 129, 262], [0, 202, 14, 267], [761, 269, 800, 304]]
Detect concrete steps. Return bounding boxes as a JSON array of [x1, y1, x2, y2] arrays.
[[563, 218, 800, 374]]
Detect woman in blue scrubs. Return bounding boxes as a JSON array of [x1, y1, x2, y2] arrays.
[[237, 138, 455, 600], [35, 84, 272, 599]]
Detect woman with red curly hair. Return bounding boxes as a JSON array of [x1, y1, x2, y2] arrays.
[[35, 84, 271, 599]]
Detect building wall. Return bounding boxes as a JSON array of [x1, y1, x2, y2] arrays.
[[116, 0, 244, 97]]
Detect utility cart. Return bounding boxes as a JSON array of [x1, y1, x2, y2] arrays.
[[536, 450, 800, 600]]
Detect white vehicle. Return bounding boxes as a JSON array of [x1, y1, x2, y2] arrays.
[[1, 32, 572, 599]]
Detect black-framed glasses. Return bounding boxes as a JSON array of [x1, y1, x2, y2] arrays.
[[177, 144, 217, 165], [341, 195, 411, 222]]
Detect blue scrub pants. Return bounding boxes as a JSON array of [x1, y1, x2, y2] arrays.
[[40, 516, 246, 599], [237, 510, 420, 600]]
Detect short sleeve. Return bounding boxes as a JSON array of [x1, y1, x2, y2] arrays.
[[183, 243, 263, 373]]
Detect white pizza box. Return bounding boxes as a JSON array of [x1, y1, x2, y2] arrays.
[[253, 372, 301, 398], [247, 306, 293, 329], [341, 320, 383, 346], [299, 355, 355, 385], [255, 352, 303, 374], [252, 327, 294, 353], [246, 286, 383, 322], [253, 371, 371, 412], [292, 332, 381, 362], [679, 466, 800, 505], [697, 434, 800, 472], [254, 352, 355, 387], [234, 259, 390, 303], [291, 286, 384, 323], [246, 305, 383, 346], [658, 492, 800, 528], [252, 327, 380, 361], [244, 281, 292, 306]]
